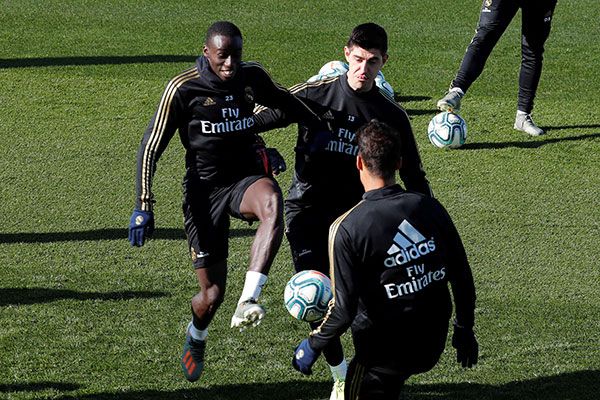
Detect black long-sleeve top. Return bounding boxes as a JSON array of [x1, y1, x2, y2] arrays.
[[135, 56, 318, 211], [254, 74, 431, 214], [309, 185, 475, 373]]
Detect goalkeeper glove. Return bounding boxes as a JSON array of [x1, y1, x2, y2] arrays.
[[254, 137, 287, 176], [292, 339, 320, 375], [128, 209, 154, 247], [300, 111, 335, 155], [300, 124, 333, 155], [452, 322, 478, 368], [265, 148, 286, 175]]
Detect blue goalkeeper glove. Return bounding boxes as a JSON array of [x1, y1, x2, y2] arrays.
[[452, 323, 478, 368], [128, 209, 154, 247], [292, 339, 320, 375]]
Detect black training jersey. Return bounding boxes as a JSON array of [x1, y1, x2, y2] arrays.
[[309, 185, 475, 372], [254, 74, 431, 213], [135, 56, 317, 211]]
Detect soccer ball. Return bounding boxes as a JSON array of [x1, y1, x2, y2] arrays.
[[284, 270, 333, 323], [318, 60, 349, 78], [307, 60, 395, 97], [375, 70, 395, 97], [427, 112, 467, 149], [307, 60, 349, 83]]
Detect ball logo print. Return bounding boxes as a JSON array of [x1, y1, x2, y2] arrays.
[[428, 111, 467, 149], [284, 270, 333, 322]]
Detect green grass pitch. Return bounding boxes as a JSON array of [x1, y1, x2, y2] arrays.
[[1, 1, 599, 399]]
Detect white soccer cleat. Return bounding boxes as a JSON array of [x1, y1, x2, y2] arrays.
[[230, 299, 266, 332], [329, 379, 345, 400], [437, 90, 463, 112], [514, 113, 544, 136]]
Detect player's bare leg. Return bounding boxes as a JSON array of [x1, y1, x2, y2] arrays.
[[192, 260, 228, 328], [231, 177, 284, 330], [181, 260, 227, 382]]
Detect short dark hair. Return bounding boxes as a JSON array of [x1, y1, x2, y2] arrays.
[[205, 21, 242, 44], [356, 120, 402, 180], [347, 23, 388, 55]]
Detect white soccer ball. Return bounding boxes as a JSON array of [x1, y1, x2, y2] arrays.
[[375, 71, 395, 97], [284, 270, 333, 323], [318, 60, 349, 78], [307, 60, 395, 97], [428, 111, 467, 149], [307, 60, 348, 83]]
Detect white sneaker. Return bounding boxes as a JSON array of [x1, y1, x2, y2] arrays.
[[514, 113, 544, 136], [437, 90, 463, 112], [230, 299, 265, 331], [329, 379, 345, 400]]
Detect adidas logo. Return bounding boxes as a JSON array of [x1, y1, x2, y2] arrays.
[[384, 220, 436, 268], [203, 97, 216, 106], [321, 110, 334, 121]]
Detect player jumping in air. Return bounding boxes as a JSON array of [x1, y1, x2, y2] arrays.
[[128, 21, 320, 382]]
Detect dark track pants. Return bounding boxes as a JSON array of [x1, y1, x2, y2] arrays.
[[345, 359, 409, 400], [451, 0, 557, 113]]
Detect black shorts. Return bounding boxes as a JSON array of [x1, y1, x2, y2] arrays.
[[182, 174, 272, 268], [345, 359, 409, 400], [284, 202, 346, 275]]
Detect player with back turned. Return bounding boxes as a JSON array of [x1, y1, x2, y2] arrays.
[[292, 120, 478, 400], [253, 23, 431, 399], [127, 21, 320, 383]]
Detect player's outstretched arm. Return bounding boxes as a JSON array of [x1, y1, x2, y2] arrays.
[[249, 63, 321, 128], [253, 105, 290, 133]]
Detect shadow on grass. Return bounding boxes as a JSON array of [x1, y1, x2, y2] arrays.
[[403, 369, 600, 400], [0, 382, 81, 394], [396, 94, 432, 103], [0, 55, 197, 69], [544, 123, 600, 131], [406, 109, 439, 117], [461, 132, 600, 150], [0, 228, 254, 244], [0, 382, 81, 393], [7, 370, 594, 400], [0, 288, 168, 306], [32, 380, 331, 400], [392, 94, 437, 117]]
